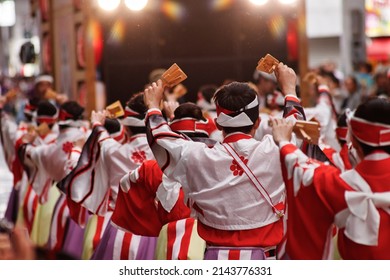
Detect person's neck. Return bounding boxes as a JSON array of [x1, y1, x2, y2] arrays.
[[223, 132, 253, 143]]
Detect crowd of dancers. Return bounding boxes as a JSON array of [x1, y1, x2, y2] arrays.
[[0, 60, 389, 260]]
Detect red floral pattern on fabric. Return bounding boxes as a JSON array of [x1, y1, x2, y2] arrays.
[[131, 150, 147, 165], [62, 141, 74, 154], [230, 157, 248, 176]]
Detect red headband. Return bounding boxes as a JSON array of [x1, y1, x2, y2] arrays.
[[170, 118, 209, 136], [59, 109, 74, 121], [124, 106, 141, 117], [335, 127, 348, 141], [24, 103, 37, 113], [216, 105, 234, 116], [350, 117, 390, 146], [36, 115, 57, 124]]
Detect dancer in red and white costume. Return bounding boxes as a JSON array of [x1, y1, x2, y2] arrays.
[[1, 98, 37, 225], [112, 102, 212, 259], [59, 93, 156, 260], [144, 63, 304, 260], [18, 101, 87, 258], [272, 97, 390, 259], [322, 112, 352, 171], [304, 76, 340, 152], [19, 101, 58, 236]]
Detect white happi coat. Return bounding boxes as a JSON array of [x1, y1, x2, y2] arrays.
[[147, 111, 285, 231], [63, 124, 154, 216], [21, 127, 85, 202], [304, 85, 340, 151], [0, 112, 18, 169]]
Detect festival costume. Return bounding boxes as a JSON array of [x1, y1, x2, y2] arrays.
[[59, 119, 156, 260], [19, 125, 86, 258], [146, 95, 304, 259], [112, 158, 206, 259], [278, 116, 390, 259], [304, 85, 340, 151]]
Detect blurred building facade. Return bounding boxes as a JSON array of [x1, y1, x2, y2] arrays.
[[307, 0, 366, 75]]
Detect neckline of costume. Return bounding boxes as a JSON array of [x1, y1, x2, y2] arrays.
[[223, 132, 252, 143], [364, 151, 390, 161], [128, 133, 146, 143]]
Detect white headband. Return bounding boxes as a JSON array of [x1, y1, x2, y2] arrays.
[[216, 97, 259, 127], [35, 75, 53, 85]]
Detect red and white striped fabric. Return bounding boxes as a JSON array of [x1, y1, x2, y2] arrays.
[[112, 230, 143, 260], [91, 222, 157, 260], [18, 132, 58, 232], [22, 184, 38, 234], [215, 249, 254, 260], [92, 214, 111, 251], [155, 218, 206, 260], [48, 195, 69, 252], [82, 212, 113, 260], [204, 246, 276, 260], [207, 246, 276, 260]]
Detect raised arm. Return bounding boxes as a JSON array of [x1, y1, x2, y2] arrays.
[[144, 80, 198, 187], [274, 63, 306, 120]]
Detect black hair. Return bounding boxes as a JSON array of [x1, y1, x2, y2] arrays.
[[319, 69, 340, 87], [199, 85, 218, 103], [104, 118, 121, 135], [345, 75, 358, 88], [60, 101, 84, 120], [356, 61, 373, 74], [29, 97, 41, 108], [59, 101, 84, 130], [125, 92, 147, 135], [337, 112, 348, 128], [37, 100, 57, 129], [37, 100, 57, 117], [172, 102, 208, 138], [337, 112, 348, 146], [213, 82, 259, 134], [354, 98, 390, 155], [173, 102, 206, 122], [24, 97, 41, 122]]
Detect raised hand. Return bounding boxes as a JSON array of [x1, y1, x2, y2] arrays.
[[163, 100, 179, 120], [274, 62, 297, 96], [271, 118, 294, 146], [144, 80, 164, 110], [90, 110, 107, 125]]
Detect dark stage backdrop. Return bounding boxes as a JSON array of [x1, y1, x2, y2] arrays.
[[100, 1, 297, 104]]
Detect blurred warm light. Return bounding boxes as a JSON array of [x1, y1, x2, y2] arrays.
[[88, 19, 104, 65], [108, 19, 126, 45], [249, 0, 269, 5], [0, 0, 16, 27], [210, 0, 234, 11], [22, 64, 36, 77], [97, 0, 120, 11], [124, 0, 148, 11], [279, 0, 297, 5], [161, 1, 186, 22], [268, 15, 287, 40]]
